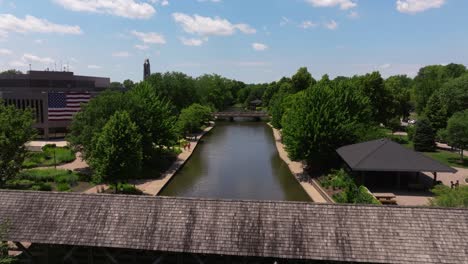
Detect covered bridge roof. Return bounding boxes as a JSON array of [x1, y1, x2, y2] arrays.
[[337, 138, 457, 173], [1, 190, 467, 264]]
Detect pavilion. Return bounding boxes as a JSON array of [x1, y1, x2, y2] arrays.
[[337, 138, 457, 190]]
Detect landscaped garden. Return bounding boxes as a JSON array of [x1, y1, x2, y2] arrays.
[[22, 144, 75, 168]]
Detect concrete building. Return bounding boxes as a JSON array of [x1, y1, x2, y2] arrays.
[[0, 70, 110, 139]]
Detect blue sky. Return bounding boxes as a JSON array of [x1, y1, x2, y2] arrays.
[[0, 0, 467, 83]]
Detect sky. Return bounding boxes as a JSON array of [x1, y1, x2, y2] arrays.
[[0, 0, 467, 83]]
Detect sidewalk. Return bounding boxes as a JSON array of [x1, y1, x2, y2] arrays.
[[268, 124, 330, 203], [132, 125, 214, 195]]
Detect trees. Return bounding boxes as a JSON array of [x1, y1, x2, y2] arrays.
[[0, 102, 35, 186], [176, 104, 212, 137], [0, 69, 22, 75], [446, 110, 468, 163], [384, 75, 412, 120], [90, 111, 142, 185], [291, 67, 315, 93], [69, 83, 176, 164], [269, 83, 293, 129], [281, 81, 371, 168], [123, 79, 135, 89], [413, 118, 436, 152]]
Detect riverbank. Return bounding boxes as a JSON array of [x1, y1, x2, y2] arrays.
[[132, 124, 215, 195], [268, 124, 331, 203]]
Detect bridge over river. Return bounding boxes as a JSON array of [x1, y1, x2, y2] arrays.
[[212, 111, 269, 120]]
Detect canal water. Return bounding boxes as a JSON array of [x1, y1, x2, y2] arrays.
[[160, 122, 311, 201]]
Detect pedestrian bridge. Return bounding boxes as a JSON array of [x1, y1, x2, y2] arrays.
[[212, 111, 269, 119]]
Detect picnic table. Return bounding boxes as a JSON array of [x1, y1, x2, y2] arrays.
[[374, 193, 397, 205]]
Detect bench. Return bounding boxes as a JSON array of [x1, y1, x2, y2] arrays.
[[374, 193, 397, 205]]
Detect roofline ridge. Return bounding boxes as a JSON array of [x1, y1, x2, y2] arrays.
[[353, 138, 389, 169]]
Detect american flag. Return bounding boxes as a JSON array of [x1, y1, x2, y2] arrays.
[[48, 92, 91, 121]]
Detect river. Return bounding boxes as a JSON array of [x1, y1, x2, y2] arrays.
[[160, 122, 311, 201]]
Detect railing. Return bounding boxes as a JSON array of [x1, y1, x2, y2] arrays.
[[212, 112, 269, 117]]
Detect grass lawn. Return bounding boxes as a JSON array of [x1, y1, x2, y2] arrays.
[[394, 135, 468, 169], [23, 146, 75, 168]]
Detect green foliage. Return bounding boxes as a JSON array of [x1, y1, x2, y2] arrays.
[[176, 104, 212, 136], [281, 81, 371, 168], [430, 185, 468, 208], [69, 83, 176, 163], [113, 183, 143, 195], [0, 69, 22, 75], [56, 182, 71, 192], [424, 92, 448, 131], [321, 169, 380, 204], [291, 67, 315, 93], [384, 75, 413, 120], [123, 79, 135, 89], [269, 83, 293, 129], [413, 118, 436, 152], [352, 72, 396, 125], [22, 146, 75, 168], [0, 102, 36, 186], [446, 110, 468, 163], [91, 111, 142, 184], [0, 221, 14, 264], [8, 169, 79, 191], [407, 125, 416, 141]]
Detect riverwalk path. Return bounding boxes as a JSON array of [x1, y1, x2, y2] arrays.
[[268, 124, 331, 203], [132, 124, 214, 195]]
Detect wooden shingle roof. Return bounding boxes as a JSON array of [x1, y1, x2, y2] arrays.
[[0, 190, 467, 263], [337, 139, 457, 173]]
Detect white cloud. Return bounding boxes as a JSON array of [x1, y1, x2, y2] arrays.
[[161, 0, 169, 6], [306, 0, 356, 10], [299, 20, 318, 29], [396, 0, 446, 14], [134, 44, 149, 50], [0, 14, 82, 39], [22, 53, 54, 64], [8, 60, 27, 67], [0, 48, 12, 55], [252, 42, 268, 51], [172, 13, 256, 36], [179, 37, 204, 46], [324, 20, 338, 30], [112, 51, 131, 57], [34, 39, 44, 44], [87, 64, 101, 69], [131, 30, 166, 44], [53, 0, 155, 19]]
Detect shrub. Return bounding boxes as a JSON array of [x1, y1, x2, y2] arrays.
[[30, 183, 52, 191], [406, 125, 415, 141], [56, 183, 71, 192], [430, 185, 468, 208], [5, 179, 34, 190], [114, 183, 143, 195]]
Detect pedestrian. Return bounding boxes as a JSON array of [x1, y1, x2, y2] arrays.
[[188, 142, 191, 151]]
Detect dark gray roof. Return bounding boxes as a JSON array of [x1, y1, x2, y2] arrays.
[[1, 191, 467, 263], [337, 139, 457, 173]]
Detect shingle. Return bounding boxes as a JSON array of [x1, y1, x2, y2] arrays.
[[0, 190, 467, 264]]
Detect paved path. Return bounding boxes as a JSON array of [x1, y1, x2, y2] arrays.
[[268, 124, 329, 203], [25, 140, 68, 151], [132, 125, 214, 196]]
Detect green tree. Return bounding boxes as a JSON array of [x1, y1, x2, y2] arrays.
[[424, 93, 448, 132], [430, 185, 468, 208], [281, 81, 371, 168], [413, 118, 436, 152], [0, 69, 22, 75], [384, 75, 413, 120], [438, 73, 468, 118], [176, 104, 212, 136], [0, 102, 35, 186], [291, 67, 315, 93], [269, 83, 293, 129], [90, 111, 142, 185], [109, 82, 123, 89], [123, 79, 135, 89], [446, 110, 468, 163], [196, 74, 234, 110], [353, 72, 396, 125]]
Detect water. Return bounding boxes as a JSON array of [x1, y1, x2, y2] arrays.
[[160, 122, 311, 201]]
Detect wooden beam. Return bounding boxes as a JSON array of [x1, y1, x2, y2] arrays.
[[14, 242, 34, 261]]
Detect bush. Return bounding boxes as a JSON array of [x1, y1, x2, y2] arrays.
[[413, 118, 436, 152], [22, 146, 75, 168], [5, 179, 34, 190], [406, 125, 415, 141], [56, 182, 71, 192], [430, 185, 468, 207], [113, 183, 143, 195], [31, 183, 52, 191]]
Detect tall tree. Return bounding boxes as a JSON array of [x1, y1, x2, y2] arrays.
[[176, 104, 212, 137], [291, 67, 315, 93], [413, 118, 436, 152], [413, 65, 450, 114], [90, 111, 142, 185], [0, 102, 35, 186], [424, 93, 448, 132], [353, 72, 396, 125], [446, 110, 468, 163], [281, 81, 371, 169], [384, 75, 413, 120], [123, 79, 135, 89]]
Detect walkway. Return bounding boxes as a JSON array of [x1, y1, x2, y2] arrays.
[[132, 125, 214, 195], [25, 140, 68, 151], [268, 124, 330, 203]]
